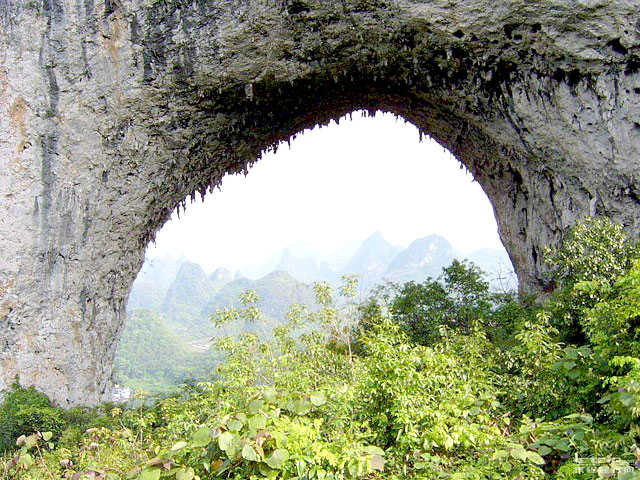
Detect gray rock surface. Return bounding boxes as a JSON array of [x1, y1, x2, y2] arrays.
[[385, 235, 455, 284], [1, 0, 640, 405]]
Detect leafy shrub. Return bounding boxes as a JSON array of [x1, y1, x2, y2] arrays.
[[544, 217, 640, 343], [545, 217, 638, 287], [141, 388, 383, 480], [388, 259, 521, 346], [0, 383, 65, 453]]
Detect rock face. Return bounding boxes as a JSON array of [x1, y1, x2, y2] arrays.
[[1, 0, 640, 406], [161, 261, 216, 328], [275, 248, 323, 282], [385, 235, 455, 284], [342, 232, 403, 290]]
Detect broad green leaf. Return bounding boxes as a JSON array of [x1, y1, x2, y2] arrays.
[[218, 431, 234, 452], [370, 454, 385, 471], [258, 463, 274, 476], [620, 393, 636, 407], [19, 452, 34, 468], [193, 427, 212, 448], [146, 458, 164, 467], [228, 419, 243, 431], [510, 447, 527, 461], [526, 451, 545, 465], [248, 400, 264, 413], [443, 436, 454, 450], [215, 459, 233, 474], [291, 400, 311, 415], [242, 444, 261, 462], [263, 388, 277, 404], [564, 347, 579, 359], [42, 432, 53, 441], [171, 441, 188, 451], [24, 435, 38, 449], [271, 431, 288, 447], [537, 445, 552, 456], [265, 449, 290, 469], [138, 470, 161, 480], [541, 437, 557, 447], [249, 415, 267, 431], [580, 414, 593, 423], [362, 446, 385, 456], [598, 394, 612, 404], [310, 392, 326, 406], [492, 450, 508, 460], [176, 467, 195, 480]]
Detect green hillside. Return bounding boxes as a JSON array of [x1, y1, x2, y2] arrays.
[[117, 271, 317, 392], [114, 310, 215, 394], [204, 271, 315, 319], [162, 261, 218, 334], [6, 219, 640, 479]]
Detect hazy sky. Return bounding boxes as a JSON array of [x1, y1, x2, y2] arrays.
[[146, 112, 505, 273]]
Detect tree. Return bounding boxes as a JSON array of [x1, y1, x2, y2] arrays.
[[389, 260, 507, 345]]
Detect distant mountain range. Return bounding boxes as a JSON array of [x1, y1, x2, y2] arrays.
[[233, 232, 515, 292], [341, 231, 403, 291], [117, 233, 516, 390], [126, 232, 515, 336], [130, 260, 317, 340], [384, 235, 455, 284]]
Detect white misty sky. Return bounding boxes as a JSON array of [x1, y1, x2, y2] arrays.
[[146, 112, 505, 273]]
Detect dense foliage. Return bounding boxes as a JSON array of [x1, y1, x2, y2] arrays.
[[114, 311, 216, 394], [0, 384, 64, 454], [386, 259, 523, 347], [117, 271, 319, 393], [3, 217, 640, 479]]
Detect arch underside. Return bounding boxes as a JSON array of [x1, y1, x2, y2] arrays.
[[0, 0, 639, 405]]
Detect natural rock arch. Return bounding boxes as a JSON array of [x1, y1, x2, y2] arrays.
[[1, 0, 640, 406]]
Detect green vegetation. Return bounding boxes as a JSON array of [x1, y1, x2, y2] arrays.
[[115, 311, 217, 394], [117, 271, 316, 393], [0, 384, 64, 454], [118, 233, 512, 394], [4, 217, 640, 478], [386, 259, 522, 347]]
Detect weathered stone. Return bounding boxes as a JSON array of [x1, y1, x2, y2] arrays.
[[1, 0, 639, 406]]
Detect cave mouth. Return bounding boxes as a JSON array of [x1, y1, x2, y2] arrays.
[[116, 111, 516, 397], [132, 80, 540, 307], [140, 105, 518, 280]]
